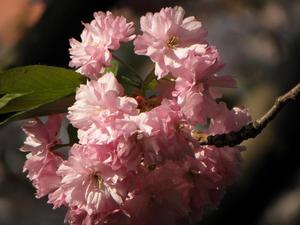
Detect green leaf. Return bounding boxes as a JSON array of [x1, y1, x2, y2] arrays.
[[144, 78, 158, 90], [118, 76, 140, 96], [0, 65, 85, 125], [0, 65, 84, 93], [104, 60, 119, 75], [0, 95, 76, 126], [143, 73, 156, 88], [0, 89, 75, 113], [0, 93, 29, 108]]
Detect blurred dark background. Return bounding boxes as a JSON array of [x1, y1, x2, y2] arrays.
[[0, 0, 299, 225]]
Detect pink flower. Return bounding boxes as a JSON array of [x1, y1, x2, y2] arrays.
[[132, 99, 190, 165], [134, 6, 207, 79], [141, 133, 196, 169], [68, 72, 138, 130], [23, 150, 63, 198], [49, 144, 128, 216], [81, 133, 142, 172], [20, 115, 63, 198], [135, 99, 182, 137], [21, 115, 62, 152], [65, 207, 130, 225], [189, 145, 244, 215], [186, 105, 250, 213], [111, 134, 143, 171], [173, 46, 235, 93], [123, 161, 192, 225], [69, 11, 135, 79], [208, 103, 251, 134], [64, 208, 92, 225], [177, 84, 223, 125], [173, 48, 237, 125], [78, 119, 138, 146]]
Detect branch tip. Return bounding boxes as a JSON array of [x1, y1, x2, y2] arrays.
[[193, 82, 300, 147]]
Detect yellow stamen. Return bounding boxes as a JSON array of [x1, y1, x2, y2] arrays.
[[92, 173, 104, 190], [167, 36, 179, 48]]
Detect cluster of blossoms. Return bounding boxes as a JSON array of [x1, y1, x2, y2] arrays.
[[21, 6, 251, 225]]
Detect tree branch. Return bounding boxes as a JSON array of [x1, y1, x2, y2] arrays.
[[191, 82, 300, 147]]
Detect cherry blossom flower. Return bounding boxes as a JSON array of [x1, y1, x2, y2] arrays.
[[134, 6, 207, 79], [48, 143, 133, 220], [133, 99, 193, 165], [68, 72, 138, 130], [172, 49, 236, 125], [69, 11, 135, 79], [208, 103, 251, 134], [172, 46, 233, 93], [65, 207, 131, 225], [77, 118, 138, 146], [123, 161, 192, 225], [176, 85, 221, 125], [20, 115, 63, 198], [185, 107, 250, 215]]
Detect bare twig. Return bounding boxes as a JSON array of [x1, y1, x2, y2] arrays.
[[191, 82, 300, 147]]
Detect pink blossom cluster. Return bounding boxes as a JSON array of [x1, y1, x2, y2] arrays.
[[21, 6, 251, 225]]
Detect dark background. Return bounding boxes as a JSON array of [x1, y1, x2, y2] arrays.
[[0, 0, 299, 225]]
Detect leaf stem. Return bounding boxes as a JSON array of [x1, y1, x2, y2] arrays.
[[142, 67, 156, 88], [120, 76, 141, 88], [112, 54, 143, 83]]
